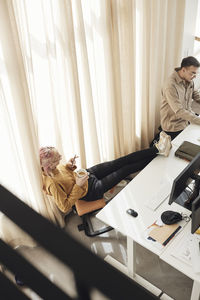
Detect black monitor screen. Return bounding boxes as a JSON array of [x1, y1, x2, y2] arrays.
[[192, 195, 200, 233], [169, 152, 200, 233], [169, 152, 200, 208]]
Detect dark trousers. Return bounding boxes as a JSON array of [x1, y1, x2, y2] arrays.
[[149, 126, 182, 147], [81, 146, 158, 201]]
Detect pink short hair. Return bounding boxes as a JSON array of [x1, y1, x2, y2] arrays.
[[39, 146, 60, 176]]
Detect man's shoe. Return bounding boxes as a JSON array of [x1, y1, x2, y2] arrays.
[[155, 131, 171, 157]]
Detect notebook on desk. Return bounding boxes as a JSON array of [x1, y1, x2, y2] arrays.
[[175, 141, 200, 161], [149, 223, 182, 246]]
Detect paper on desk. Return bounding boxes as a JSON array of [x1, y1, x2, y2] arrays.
[[171, 233, 192, 266], [188, 236, 200, 274], [171, 233, 200, 273]]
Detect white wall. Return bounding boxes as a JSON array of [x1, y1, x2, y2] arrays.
[[181, 0, 198, 58], [194, 1, 200, 89], [181, 0, 200, 89]]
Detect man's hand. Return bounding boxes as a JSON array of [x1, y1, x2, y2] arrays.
[[76, 174, 89, 187], [66, 155, 78, 170]]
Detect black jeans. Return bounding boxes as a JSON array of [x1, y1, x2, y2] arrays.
[[81, 146, 158, 201]]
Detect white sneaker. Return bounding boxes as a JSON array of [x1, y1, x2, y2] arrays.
[[155, 131, 171, 157]]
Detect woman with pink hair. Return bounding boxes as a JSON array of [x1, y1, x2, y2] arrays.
[[40, 132, 171, 214]]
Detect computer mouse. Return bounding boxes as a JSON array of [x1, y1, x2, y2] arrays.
[[126, 208, 138, 217]]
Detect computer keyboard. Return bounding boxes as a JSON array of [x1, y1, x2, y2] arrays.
[[145, 181, 171, 211]]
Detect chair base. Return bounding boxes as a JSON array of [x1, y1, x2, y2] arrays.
[[78, 211, 113, 237]]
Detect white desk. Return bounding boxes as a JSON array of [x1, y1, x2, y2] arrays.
[[171, 123, 200, 148], [97, 124, 200, 299], [160, 223, 200, 300]]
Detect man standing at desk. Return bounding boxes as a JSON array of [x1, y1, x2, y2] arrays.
[[151, 56, 200, 145]]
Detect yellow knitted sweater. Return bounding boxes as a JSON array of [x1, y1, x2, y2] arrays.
[[42, 164, 88, 213]]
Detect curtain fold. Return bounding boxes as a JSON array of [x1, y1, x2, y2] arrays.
[[0, 0, 187, 247], [0, 0, 64, 247], [133, 0, 186, 148]]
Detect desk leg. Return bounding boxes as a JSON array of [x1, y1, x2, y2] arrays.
[[127, 236, 136, 278], [104, 236, 162, 297], [191, 280, 200, 300]]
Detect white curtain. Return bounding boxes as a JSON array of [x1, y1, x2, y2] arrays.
[[194, 0, 200, 90], [0, 0, 186, 247], [132, 0, 185, 147]]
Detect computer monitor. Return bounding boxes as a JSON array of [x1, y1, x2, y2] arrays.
[[168, 152, 200, 233], [191, 195, 200, 233]]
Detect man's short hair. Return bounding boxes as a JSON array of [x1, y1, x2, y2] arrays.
[[181, 56, 200, 68]]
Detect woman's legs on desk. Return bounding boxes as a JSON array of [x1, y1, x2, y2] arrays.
[[83, 132, 171, 201]]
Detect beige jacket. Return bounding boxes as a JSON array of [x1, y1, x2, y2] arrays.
[[160, 69, 200, 132], [42, 164, 88, 213]]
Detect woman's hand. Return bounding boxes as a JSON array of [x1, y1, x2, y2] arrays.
[[66, 155, 78, 170], [76, 174, 89, 187]]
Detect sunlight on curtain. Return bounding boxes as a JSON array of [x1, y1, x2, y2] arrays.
[[0, 0, 190, 247], [0, 0, 65, 248], [12, 0, 102, 167], [70, 0, 101, 164], [135, 2, 142, 141], [1, 0, 188, 185], [12, 0, 131, 164], [82, 0, 119, 159], [8, 0, 187, 161], [91, 1, 117, 158], [109, 0, 136, 154], [134, 0, 186, 147], [0, 5, 42, 210], [13, 0, 62, 147]]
